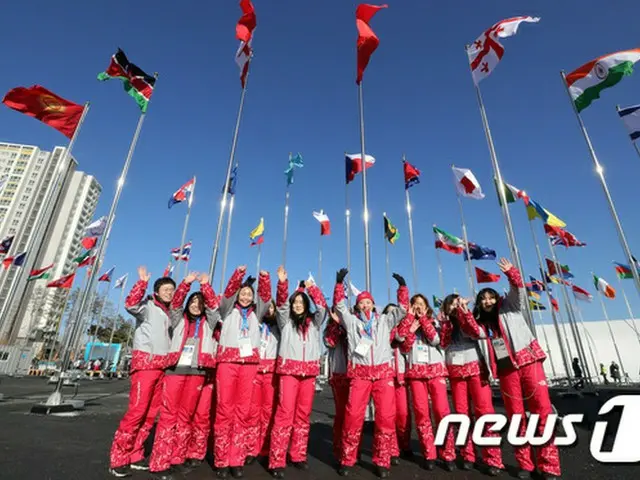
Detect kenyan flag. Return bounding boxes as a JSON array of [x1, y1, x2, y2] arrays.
[[98, 49, 155, 112]]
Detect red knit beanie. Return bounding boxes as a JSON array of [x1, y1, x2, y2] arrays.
[[356, 291, 374, 305]]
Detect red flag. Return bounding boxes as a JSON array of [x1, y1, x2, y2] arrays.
[[475, 267, 501, 283], [2, 257, 14, 269], [3, 85, 83, 138], [47, 273, 75, 289], [81, 236, 98, 250], [236, 0, 257, 43], [78, 255, 96, 268], [403, 160, 421, 189], [356, 4, 388, 84]]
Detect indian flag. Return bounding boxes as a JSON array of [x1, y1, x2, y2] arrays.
[[566, 49, 640, 112], [593, 274, 616, 299], [28, 264, 54, 281], [433, 226, 464, 254]]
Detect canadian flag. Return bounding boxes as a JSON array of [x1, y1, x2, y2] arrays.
[[467, 16, 540, 84], [313, 210, 331, 236], [452, 166, 484, 199]]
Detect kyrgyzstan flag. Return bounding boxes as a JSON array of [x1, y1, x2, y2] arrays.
[[3, 85, 84, 138], [345, 153, 375, 184], [47, 273, 75, 289], [475, 267, 501, 283], [81, 236, 98, 250], [313, 210, 331, 236], [356, 4, 388, 84]]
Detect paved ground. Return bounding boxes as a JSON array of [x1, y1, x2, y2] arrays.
[[0, 376, 638, 479]]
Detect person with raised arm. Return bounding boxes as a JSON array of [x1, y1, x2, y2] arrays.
[[333, 268, 407, 479], [439, 294, 503, 476], [396, 291, 456, 472], [149, 272, 220, 479], [268, 266, 327, 478], [214, 266, 272, 479], [109, 267, 176, 478], [461, 258, 560, 480]]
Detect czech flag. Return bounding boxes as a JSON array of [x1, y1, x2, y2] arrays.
[[345, 153, 375, 184]]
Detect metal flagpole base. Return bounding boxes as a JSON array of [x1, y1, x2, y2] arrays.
[[31, 390, 85, 415]]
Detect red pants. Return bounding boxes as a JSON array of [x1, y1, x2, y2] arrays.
[[269, 375, 316, 469], [408, 377, 456, 462], [110, 369, 164, 468], [246, 372, 277, 457], [390, 381, 412, 457], [450, 375, 503, 468], [214, 363, 258, 468], [341, 377, 396, 468], [150, 375, 208, 472], [186, 375, 215, 461], [330, 377, 350, 461], [499, 361, 561, 476]]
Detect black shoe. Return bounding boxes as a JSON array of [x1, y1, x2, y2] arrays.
[[338, 465, 351, 476], [245, 456, 256, 466], [422, 460, 435, 471], [443, 461, 456, 472], [542, 476, 559, 480], [217, 467, 230, 479], [390, 457, 400, 466], [462, 461, 474, 471], [271, 468, 285, 479], [184, 459, 202, 469], [399, 450, 414, 460], [376, 466, 390, 479], [487, 466, 501, 476], [230, 467, 244, 478], [292, 461, 309, 471], [152, 469, 175, 480], [357, 455, 363, 465], [109, 466, 131, 478], [130, 459, 150, 471], [517, 471, 531, 479]]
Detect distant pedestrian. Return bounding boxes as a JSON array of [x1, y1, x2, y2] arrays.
[[610, 361, 621, 384], [600, 363, 609, 384], [572, 358, 584, 390]]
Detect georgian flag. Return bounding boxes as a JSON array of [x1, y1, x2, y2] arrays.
[[452, 166, 484, 199], [312, 210, 331, 236]]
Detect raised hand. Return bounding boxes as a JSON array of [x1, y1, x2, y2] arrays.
[[244, 275, 256, 287], [497, 257, 513, 273], [138, 266, 151, 282], [305, 277, 315, 288], [185, 272, 198, 284], [277, 266, 287, 282], [392, 273, 406, 287], [329, 309, 340, 324], [459, 297, 470, 312], [259, 270, 268, 277], [336, 268, 348, 284], [298, 280, 307, 290], [410, 318, 421, 333], [238, 265, 247, 273], [198, 273, 210, 285]]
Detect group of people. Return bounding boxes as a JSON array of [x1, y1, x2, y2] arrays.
[[108, 257, 561, 480]]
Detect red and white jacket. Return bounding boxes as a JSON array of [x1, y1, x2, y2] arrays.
[[125, 280, 173, 373], [391, 327, 408, 385], [275, 280, 327, 377], [324, 319, 348, 385], [217, 269, 272, 364], [165, 281, 221, 370], [257, 320, 280, 374], [458, 267, 546, 378], [397, 312, 448, 380]]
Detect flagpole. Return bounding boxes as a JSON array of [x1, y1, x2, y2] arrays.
[[452, 164, 476, 297], [593, 277, 627, 379], [433, 226, 446, 298], [219, 194, 236, 294], [527, 218, 571, 379], [383, 213, 391, 303], [616, 275, 640, 348], [255, 243, 262, 278], [616, 105, 640, 162], [176, 176, 196, 280], [209, 82, 248, 280], [105, 278, 126, 374], [547, 239, 592, 383], [318, 234, 323, 291], [282, 187, 290, 268], [345, 179, 352, 308], [403, 157, 418, 292], [472, 80, 534, 330], [0, 103, 90, 341], [560, 72, 640, 297], [534, 309, 557, 379], [572, 301, 601, 383], [87, 283, 111, 363], [358, 84, 372, 292], [47, 86, 155, 405]]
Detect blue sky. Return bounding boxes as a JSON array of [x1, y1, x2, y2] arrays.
[[2, 0, 640, 327]]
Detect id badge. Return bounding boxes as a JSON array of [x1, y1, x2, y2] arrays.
[[355, 337, 373, 357], [259, 337, 269, 357], [492, 338, 510, 360], [239, 337, 253, 358], [450, 351, 465, 366], [416, 345, 429, 363], [178, 345, 195, 366]]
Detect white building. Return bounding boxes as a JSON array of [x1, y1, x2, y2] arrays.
[[0, 142, 101, 343]]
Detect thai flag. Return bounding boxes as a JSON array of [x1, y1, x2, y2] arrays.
[[168, 178, 195, 209], [171, 241, 192, 261]]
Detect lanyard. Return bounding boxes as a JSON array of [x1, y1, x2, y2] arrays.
[[240, 307, 250, 337], [359, 312, 374, 338], [193, 318, 201, 338], [260, 323, 270, 339]]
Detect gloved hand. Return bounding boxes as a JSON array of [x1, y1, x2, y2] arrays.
[[392, 273, 406, 287], [298, 280, 306, 290], [336, 268, 348, 284], [244, 276, 256, 288]]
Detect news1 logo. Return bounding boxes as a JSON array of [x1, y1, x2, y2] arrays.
[[433, 395, 640, 463]]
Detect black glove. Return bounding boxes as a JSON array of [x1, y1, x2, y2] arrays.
[[336, 268, 348, 284], [392, 273, 406, 287], [244, 276, 256, 288], [298, 280, 306, 290]]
